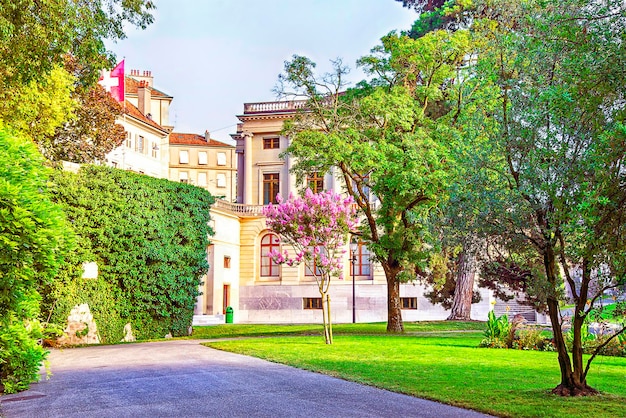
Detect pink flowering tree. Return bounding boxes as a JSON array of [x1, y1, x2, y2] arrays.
[[263, 188, 357, 344]]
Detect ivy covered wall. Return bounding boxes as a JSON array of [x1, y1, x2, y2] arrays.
[[48, 165, 214, 340]]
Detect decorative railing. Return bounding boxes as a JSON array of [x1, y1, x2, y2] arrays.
[[243, 100, 307, 114], [212, 199, 266, 217]]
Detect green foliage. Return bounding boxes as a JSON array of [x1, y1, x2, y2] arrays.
[[480, 310, 512, 348], [457, 0, 626, 392], [513, 327, 555, 352], [0, 65, 77, 146], [48, 165, 213, 339], [277, 28, 476, 331], [48, 276, 125, 344], [0, 0, 155, 88], [0, 127, 73, 393], [45, 71, 125, 163], [0, 312, 47, 394]]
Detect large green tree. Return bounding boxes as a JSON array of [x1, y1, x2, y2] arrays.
[[0, 65, 77, 147], [277, 28, 473, 332], [46, 82, 125, 163], [464, 0, 626, 395], [0, 0, 154, 88]]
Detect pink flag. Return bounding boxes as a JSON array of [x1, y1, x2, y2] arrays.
[[98, 60, 125, 102]]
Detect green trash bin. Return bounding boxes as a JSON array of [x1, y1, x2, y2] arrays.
[[225, 306, 234, 324]]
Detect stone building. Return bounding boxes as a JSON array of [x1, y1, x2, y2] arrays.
[[194, 99, 492, 324], [105, 70, 172, 177], [168, 132, 236, 202]]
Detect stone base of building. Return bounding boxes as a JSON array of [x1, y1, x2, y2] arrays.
[[235, 283, 491, 324]]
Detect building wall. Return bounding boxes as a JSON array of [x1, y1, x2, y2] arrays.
[[106, 118, 169, 178], [237, 283, 492, 324], [209, 101, 495, 324], [198, 208, 241, 315], [169, 144, 237, 202]]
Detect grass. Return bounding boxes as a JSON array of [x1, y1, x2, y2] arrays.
[[191, 320, 485, 339], [197, 322, 626, 418]]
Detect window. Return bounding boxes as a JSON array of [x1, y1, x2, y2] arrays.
[[352, 241, 371, 277], [260, 234, 280, 277], [303, 297, 323, 310], [125, 132, 132, 148], [179, 150, 189, 164], [198, 151, 208, 165], [305, 246, 323, 277], [263, 173, 280, 204], [151, 143, 158, 158], [307, 172, 324, 193], [217, 152, 226, 166], [224, 256, 231, 269], [305, 259, 323, 277], [197, 172, 207, 187], [179, 171, 189, 183], [216, 173, 226, 188], [136, 135, 145, 153], [401, 297, 418, 310], [263, 137, 280, 149]]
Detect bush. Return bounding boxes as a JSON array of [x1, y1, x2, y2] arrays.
[[0, 314, 47, 394], [513, 327, 554, 351], [48, 165, 213, 340], [481, 310, 516, 348], [0, 127, 73, 393]]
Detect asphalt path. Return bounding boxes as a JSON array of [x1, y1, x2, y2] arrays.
[[0, 339, 493, 418]]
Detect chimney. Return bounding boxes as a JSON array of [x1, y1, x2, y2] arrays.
[[137, 80, 152, 117], [129, 69, 154, 87], [205, 130, 210, 142]]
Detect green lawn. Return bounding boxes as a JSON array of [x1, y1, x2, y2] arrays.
[[197, 322, 626, 418]]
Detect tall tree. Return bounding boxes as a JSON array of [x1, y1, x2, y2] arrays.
[[0, 65, 77, 147], [465, 0, 626, 395], [46, 82, 125, 163], [0, 0, 154, 89], [264, 189, 357, 344], [277, 28, 473, 332]]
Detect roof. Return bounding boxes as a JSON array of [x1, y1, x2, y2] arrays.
[[125, 77, 173, 99], [169, 132, 234, 148], [123, 101, 168, 133]]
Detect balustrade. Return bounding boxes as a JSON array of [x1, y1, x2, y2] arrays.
[[243, 100, 307, 114]]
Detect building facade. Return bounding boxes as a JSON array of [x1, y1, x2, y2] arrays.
[[105, 71, 172, 177], [168, 132, 236, 202], [196, 100, 492, 324]]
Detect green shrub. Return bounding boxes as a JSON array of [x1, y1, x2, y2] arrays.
[[513, 327, 554, 351], [48, 165, 213, 340], [482, 310, 515, 347], [0, 315, 47, 394], [0, 127, 73, 393]]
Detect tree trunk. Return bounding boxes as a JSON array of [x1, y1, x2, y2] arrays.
[[447, 248, 476, 321], [386, 273, 404, 332], [544, 246, 597, 396]]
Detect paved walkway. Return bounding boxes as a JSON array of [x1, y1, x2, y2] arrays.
[[0, 340, 492, 417]]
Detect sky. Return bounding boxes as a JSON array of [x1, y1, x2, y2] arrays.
[[107, 0, 418, 145]]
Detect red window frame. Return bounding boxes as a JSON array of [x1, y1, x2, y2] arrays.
[[260, 234, 280, 277]]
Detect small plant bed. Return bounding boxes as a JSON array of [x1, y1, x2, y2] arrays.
[[480, 311, 626, 357], [203, 329, 626, 418]]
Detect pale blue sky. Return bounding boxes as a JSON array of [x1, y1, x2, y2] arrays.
[[108, 0, 418, 144]]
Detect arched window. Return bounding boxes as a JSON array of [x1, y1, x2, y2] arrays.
[[260, 233, 280, 277]]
